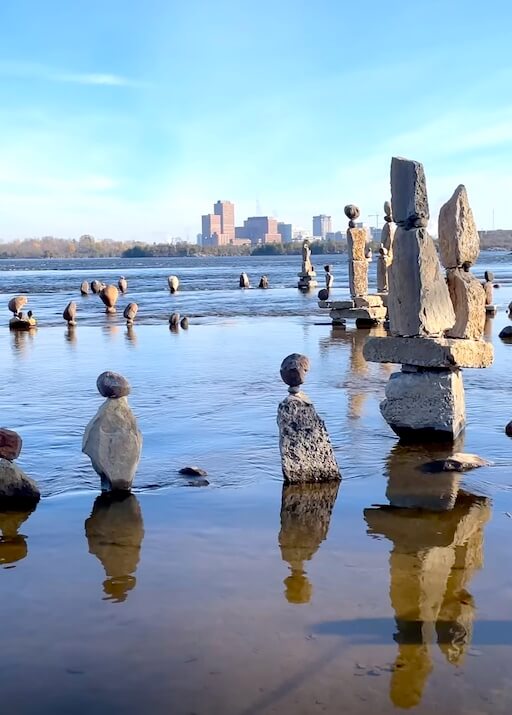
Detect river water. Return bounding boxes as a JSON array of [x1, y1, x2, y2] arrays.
[[1, 253, 512, 714]]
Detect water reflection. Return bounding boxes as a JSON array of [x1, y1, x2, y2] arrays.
[[65, 325, 77, 345], [125, 325, 138, 346], [10, 328, 35, 355], [0, 508, 35, 567], [85, 493, 144, 603], [279, 482, 339, 604], [364, 445, 490, 708]]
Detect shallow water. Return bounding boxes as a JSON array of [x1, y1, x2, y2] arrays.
[[1, 255, 512, 714]]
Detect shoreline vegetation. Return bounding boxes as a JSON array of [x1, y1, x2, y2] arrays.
[[0, 230, 511, 260]]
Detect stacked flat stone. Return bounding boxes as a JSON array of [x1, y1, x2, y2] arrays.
[[363, 157, 493, 442], [277, 354, 340, 483], [0, 428, 40, 507], [82, 372, 142, 492], [297, 240, 317, 290], [320, 205, 386, 328]]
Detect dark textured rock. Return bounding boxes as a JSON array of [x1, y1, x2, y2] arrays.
[[499, 326, 512, 340], [258, 275, 269, 289], [239, 272, 250, 288], [180, 316, 189, 329], [318, 288, 329, 301], [179, 466, 208, 477], [506, 421, 512, 438], [391, 156, 429, 229], [280, 353, 310, 392], [277, 394, 340, 484], [0, 458, 40, 507], [96, 371, 131, 399], [169, 312, 180, 329], [0, 428, 22, 461]]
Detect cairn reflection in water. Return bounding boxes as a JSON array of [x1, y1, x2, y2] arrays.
[[85, 493, 144, 603], [364, 444, 490, 709], [0, 508, 35, 567], [279, 482, 339, 604]]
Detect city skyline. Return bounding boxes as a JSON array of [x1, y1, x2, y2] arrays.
[[0, 1, 512, 241]]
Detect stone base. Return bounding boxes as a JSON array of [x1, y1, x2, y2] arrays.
[[363, 336, 493, 369], [9, 318, 37, 331], [298, 274, 318, 290], [485, 304, 497, 315], [330, 306, 387, 325], [354, 294, 384, 308], [380, 369, 465, 442]]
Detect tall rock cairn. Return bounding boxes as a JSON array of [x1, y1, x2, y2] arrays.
[[377, 200, 396, 293], [363, 157, 493, 442], [277, 354, 340, 483], [345, 204, 368, 299]]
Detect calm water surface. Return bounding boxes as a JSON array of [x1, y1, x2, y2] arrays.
[[1, 254, 512, 714]]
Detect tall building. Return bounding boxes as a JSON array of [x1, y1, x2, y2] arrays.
[[214, 200, 235, 241], [313, 214, 332, 239], [278, 222, 293, 243], [236, 216, 282, 245]]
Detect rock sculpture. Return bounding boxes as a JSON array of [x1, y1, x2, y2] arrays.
[[123, 302, 138, 326], [277, 354, 340, 483], [9, 306, 36, 331], [258, 275, 269, 289], [90, 280, 102, 294], [85, 492, 144, 603], [8, 296, 27, 315], [169, 312, 180, 330], [364, 158, 494, 442], [118, 276, 128, 294], [239, 272, 250, 288], [80, 281, 89, 295], [482, 270, 496, 314], [63, 301, 77, 326], [82, 371, 142, 492], [377, 245, 389, 292], [324, 265, 334, 290], [99, 285, 119, 314], [180, 316, 189, 329], [297, 240, 317, 290], [0, 428, 40, 507], [168, 275, 179, 294]]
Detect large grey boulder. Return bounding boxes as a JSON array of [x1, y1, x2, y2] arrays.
[[390, 156, 429, 229], [446, 268, 485, 340], [388, 227, 455, 337], [0, 458, 40, 507], [380, 368, 465, 441], [82, 396, 142, 492], [438, 185, 479, 269]]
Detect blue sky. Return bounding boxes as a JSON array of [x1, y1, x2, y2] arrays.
[[1, 0, 512, 241]]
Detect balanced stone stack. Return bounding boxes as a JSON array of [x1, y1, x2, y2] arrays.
[[482, 270, 497, 315], [376, 200, 396, 293], [277, 354, 340, 483], [82, 372, 142, 492], [297, 240, 317, 290], [0, 427, 40, 507], [320, 205, 386, 328], [363, 157, 493, 442]]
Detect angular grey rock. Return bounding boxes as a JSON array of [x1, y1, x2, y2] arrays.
[[388, 227, 455, 337], [380, 369, 465, 441], [438, 185, 479, 268], [364, 335, 493, 368], [82, 397, 142, 492], [391, 156, 429, 229], [280, 353, 310, 393], [97, 371, 131, 399], [277, 393, 340, 484], [0, 458, 40, 506], [446, 268, 485, 339]]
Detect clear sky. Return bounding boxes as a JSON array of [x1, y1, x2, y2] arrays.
[[1, 0, 511, 241]]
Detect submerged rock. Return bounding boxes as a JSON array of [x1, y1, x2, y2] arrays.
[[0, 458, 40, 507], [179, 466, 208, 477], [422, 452, 492, 473]]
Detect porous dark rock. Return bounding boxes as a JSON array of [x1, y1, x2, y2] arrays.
[[280, 353, 310, 393], [96, 371, 131, 399]]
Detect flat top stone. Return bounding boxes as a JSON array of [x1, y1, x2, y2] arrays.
[[363, 335, 493, 369], [390, 157, 429, 229], [438, 185, 479, 268], [96, 371, 131, 398]]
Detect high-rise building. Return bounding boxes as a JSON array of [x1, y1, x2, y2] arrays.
[[236, 216, 282, 245], [313, 215, 332, 239], [214, 200, 235, 241], [277, 222, 293, 243]]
